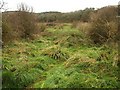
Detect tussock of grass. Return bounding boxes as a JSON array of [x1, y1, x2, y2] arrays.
[[41, 45, 70, 60]]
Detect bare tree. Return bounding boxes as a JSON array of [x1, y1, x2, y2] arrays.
[[0, 0, 8, 11], [17, 3, 33, 12], [16, 3, 37, 39]]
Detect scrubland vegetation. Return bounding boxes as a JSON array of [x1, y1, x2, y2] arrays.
[[1, 3, 120, 89]]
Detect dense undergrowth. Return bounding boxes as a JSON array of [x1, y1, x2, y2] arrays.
[[2, 24, 119, 88]]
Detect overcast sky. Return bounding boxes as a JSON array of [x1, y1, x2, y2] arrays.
[[3, 0, 120, 13]]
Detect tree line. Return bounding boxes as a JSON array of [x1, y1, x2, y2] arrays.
[[38, 8, 95, 23]]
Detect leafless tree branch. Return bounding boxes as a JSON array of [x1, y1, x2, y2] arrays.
[[0, 0, 8, 11]]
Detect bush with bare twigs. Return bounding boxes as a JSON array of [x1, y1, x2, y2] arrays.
[[2, 3, 40, 45]]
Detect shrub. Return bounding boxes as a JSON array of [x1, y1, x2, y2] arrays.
[[2, 12, 21, 45], [2, 21, 13, 45], [88, 6, 117, 45], [2, 3, 40, 45], [89, 20, 109, 44], [17, 3, 39, 39]]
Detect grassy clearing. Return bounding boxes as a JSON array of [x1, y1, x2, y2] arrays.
[[2, 24, 119, 88]]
